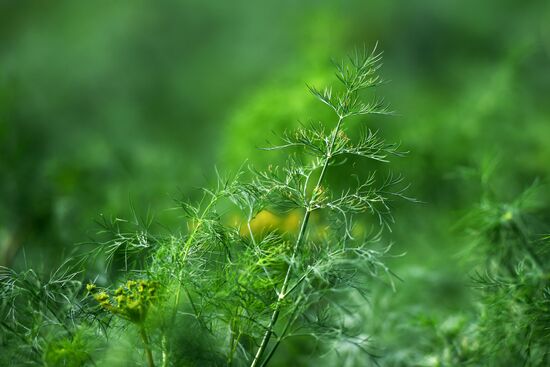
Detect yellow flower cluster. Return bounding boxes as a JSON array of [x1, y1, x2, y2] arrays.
[[87, 280, 159, 324]]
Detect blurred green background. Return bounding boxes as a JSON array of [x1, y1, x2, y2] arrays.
[[1, 0, 549, 364]]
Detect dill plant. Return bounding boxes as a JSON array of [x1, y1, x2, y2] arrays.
[[0, 262, 95, 366], [388, 177, 550, 367], [0, 46, 412, 366], [458, 180, 550, 366]]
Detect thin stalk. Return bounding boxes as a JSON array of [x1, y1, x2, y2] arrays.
[[260, 295, 304, 367], [171, 193, 219, 320], [164, 194, 219, 364], [250, 116, 344, 367], [181, 193, 219, 263], [161, 335, 168, 367], [227, 306, 242, 365], [140, 326, 155, 367]]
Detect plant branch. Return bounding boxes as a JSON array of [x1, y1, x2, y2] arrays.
[[140, 326, 155, 367], [250, 116, 344, 367]]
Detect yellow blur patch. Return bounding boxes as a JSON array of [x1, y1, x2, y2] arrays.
[[240, 210, 301, 236]]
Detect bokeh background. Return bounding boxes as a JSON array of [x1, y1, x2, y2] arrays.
[[1, 0, 550, 364]]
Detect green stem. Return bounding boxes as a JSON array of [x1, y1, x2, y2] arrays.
[[260, 295, 303, 367], [227, 306, 241, 365], [250, 116, 344, 367], [161, 335, 168, 367], [140, 326, 155, 367], [165, 194, 219, 366], [171, 194, 219, 321]]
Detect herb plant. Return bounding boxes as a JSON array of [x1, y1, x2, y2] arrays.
[[457, 181, 550, 366], [376, 178, 550, 367], [1, 45, 411, 366]]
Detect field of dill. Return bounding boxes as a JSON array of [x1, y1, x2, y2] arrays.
[[1, 1, 550, 366]]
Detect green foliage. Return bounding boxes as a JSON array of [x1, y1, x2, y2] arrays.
[[371, 178, 550, 367], [3, 2, 550, 366], [461, 181, 550, 366], [43, 332, 90, 367], [1, 47, 410, 367], [0, 263, 92, 366]]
